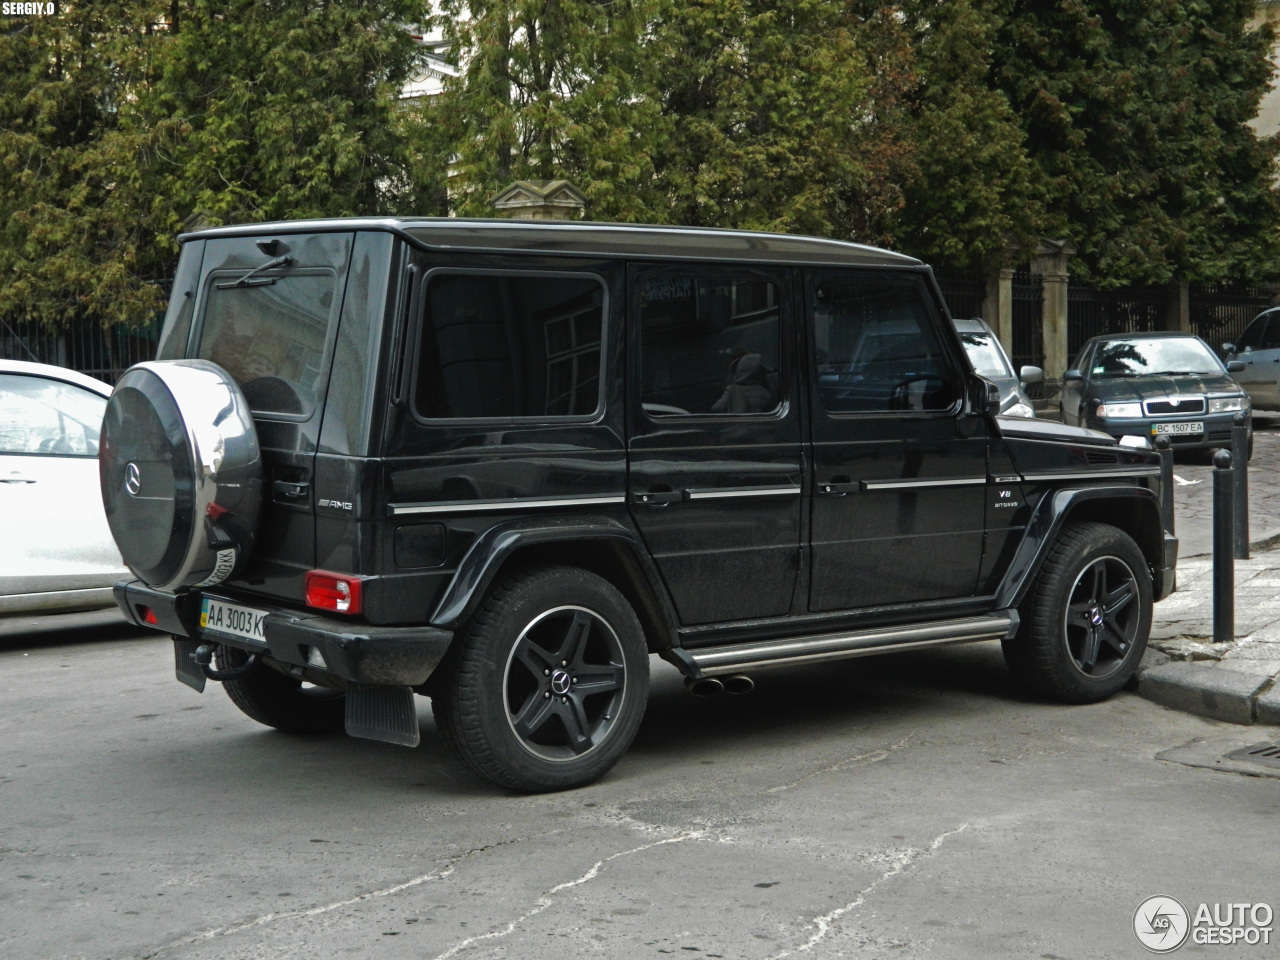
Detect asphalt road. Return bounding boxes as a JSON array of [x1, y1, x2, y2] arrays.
[[2, 625, 1277, 960]]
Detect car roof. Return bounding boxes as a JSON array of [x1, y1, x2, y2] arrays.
[[180, 217, 923, 269], [0, 359, 112, 397], [952, 317, 994, 334]]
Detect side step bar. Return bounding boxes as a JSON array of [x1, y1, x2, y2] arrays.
[[680, 612, 1019, 679]]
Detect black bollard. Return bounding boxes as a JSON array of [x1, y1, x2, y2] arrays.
[[1231, 412, 1249, 560], [1154, 435, 1175, 536], [1212, 448, 1235, 645]]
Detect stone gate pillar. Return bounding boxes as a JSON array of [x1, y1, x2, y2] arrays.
[[491, 180, 587, 220], [1030, 239, 1075, 403]]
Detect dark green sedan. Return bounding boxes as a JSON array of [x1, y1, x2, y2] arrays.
[[1060, 332, 1251, 455]]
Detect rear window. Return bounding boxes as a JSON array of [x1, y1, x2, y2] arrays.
[[196, 271, 338, 416], [413, 272, 605, 420]]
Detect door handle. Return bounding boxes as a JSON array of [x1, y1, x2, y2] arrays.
[[632, 487, 682, 506], [818, 477, 858, 496], [0, 474, 35, 483], [272, 480, 310, 499]]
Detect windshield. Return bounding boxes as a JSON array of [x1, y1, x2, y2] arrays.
[[958, 330, 1014, 379], [1090, 338, 1223, 378]]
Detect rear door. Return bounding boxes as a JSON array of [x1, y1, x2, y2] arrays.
[[184, 232, 354, 598], [626, 263, 803, 625]]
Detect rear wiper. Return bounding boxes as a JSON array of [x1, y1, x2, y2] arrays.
[[216, 255, 292, 289]]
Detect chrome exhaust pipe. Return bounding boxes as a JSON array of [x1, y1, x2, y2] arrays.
[[685, 677, 725, 697], [722, 674, 754, 695]]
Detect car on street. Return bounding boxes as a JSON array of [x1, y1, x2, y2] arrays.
[[100, 218, 1176, 792], [1223, 306, 1280, 410], [1060, 332, 1251, 455], [0, 359, 128, 616], [952, 316, 1041, 418]]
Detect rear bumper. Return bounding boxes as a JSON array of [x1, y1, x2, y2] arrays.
[[114, 580, 453, 687]]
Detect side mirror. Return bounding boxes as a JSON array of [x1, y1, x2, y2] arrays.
[[1227, 360, 1246, 373], [1222, 342, 1235, 354], [968, 375, 1002, 417], [1019, 365, 1044, 385], [1063, 369, 1084, 382]]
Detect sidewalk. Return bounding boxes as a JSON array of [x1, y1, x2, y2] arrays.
[[1137, 544, 1280, 726]]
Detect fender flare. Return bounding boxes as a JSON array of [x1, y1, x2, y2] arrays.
[[994, 485, 1165, 610], [428, 515, 677, 635]]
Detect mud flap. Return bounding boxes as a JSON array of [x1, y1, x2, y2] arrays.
[[173, 638, 207, 692], [345, 683, 420, 747]]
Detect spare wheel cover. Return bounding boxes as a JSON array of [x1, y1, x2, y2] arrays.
[[100, 360, 262, 591]]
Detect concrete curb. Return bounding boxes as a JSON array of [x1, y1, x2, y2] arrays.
[[1136, 661, 1277, 725]]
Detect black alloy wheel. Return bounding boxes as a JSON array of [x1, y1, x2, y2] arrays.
[[431, 565, 649, 792], [1062, 555, 1141, 680], [504, 606, 628, 762], [1003, 521, 1152, 703]]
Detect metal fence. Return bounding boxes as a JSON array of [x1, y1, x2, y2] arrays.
[[1190, 284, 1276, 356], [934, 273, 985, 320], [1011, 269, 1045, 398], [1067, 284, 1168, 360], [0, 316, 162, 384]]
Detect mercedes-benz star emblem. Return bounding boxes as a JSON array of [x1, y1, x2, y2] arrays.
[[125, 462, 142, 496]]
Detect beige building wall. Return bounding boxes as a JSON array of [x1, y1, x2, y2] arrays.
[[1253, 1, 1280, 138]]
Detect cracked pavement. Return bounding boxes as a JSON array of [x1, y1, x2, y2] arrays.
[[4, 626, 1279, 959]]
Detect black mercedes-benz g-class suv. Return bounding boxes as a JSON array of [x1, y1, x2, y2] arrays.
[[100, 218, 1176, 792]]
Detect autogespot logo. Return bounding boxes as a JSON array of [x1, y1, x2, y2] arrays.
[[1134, 896, 1191, 953]]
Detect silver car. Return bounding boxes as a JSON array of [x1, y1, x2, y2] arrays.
[[0, 360, 128, 615], [952, 317, 1042, 417], [1223, 307, 1280, 410]]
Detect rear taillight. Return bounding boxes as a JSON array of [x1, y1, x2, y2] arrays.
[[305, 571, 363, 615], [138, 605, 158, 625]]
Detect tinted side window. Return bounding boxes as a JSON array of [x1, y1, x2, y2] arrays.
[[1259, 315, 1280, 351], [414, 272, 604, 420], [0, 374, 106, 456], [1235, 314, 1269, 351], [638, 271, 782, 416], [812, 275, 956, 413], [197, 271, 336, 416]]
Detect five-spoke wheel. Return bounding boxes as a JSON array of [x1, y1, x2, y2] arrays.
[[432, 565, 649, 792], [1003, 521, 1152, 703]]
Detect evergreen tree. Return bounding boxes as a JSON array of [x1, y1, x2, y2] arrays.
[[0, 1, 428, 329], [888, 0, 1043, 271], [991, 0, 1280, 285]]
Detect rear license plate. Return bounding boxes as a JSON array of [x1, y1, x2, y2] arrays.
[[200, 596, 267, 643], [1152, 421, 1204, 436]]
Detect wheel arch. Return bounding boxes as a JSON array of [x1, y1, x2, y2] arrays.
[[428, 517, 679, 654], [995, 486, 1166, 610]]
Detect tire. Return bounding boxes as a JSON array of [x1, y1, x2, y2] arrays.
[[215, 645, 346, 734], [431, 565, 649, 792], [1002, 522, 1152, 703], [99, 360, 262, 590]]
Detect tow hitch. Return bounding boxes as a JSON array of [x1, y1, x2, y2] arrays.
[[192, 644, 259, 681]]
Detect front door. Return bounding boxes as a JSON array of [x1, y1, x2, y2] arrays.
[[805, 270, 988, 612], [626, 264, 803, 626], [1229, 309, 1280, 408]]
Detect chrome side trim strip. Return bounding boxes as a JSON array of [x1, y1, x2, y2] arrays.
[[861, 476, 987, 491], [684, 485, 802, 501], [685, 613, 1016, 677], [389, 494, 626, 516], [1020, 468, 1160, 482]]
